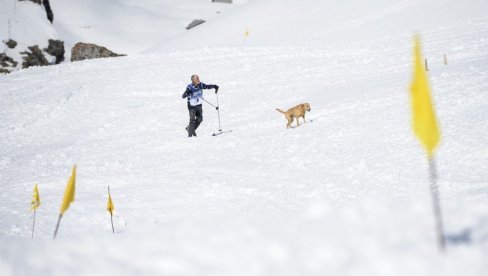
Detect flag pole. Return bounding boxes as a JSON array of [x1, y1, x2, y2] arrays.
[[53, 165, 76, 240], [53, 214, 63, 239], [31, 210, 36, 239], [30, 184, 41, 239], [242, 28, 249, 48], [110, 212, 115, 234], [108, 185, 115, 234], [428, 157, 446, 251]]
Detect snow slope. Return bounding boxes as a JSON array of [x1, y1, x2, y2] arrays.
[[51, 0, 247, 57], [146, 0, 488, 52], [1, 0, 245, 70], [1, 0, 488, 275]]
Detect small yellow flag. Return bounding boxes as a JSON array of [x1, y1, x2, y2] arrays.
[[31, 184, 40, 211], [60, 165, 76, 215], [107, 191, 115, 215], [410, 35, 440, 158], [244, 28, 250, 38]]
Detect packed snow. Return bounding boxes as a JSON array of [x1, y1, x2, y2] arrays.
[[1, 0, 488, 275]]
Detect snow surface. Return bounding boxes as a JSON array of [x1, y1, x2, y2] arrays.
[[1, 0, 488, 275], [1, 0, 245, 69], [51, 0, 247, 57]]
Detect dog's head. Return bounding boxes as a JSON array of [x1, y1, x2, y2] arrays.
[[302, 103, 311, 112]]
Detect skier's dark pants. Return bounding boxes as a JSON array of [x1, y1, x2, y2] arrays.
[[188, 104, 203, 136]]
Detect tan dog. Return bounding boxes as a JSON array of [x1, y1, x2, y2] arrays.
[[276, 103, 311, 129]]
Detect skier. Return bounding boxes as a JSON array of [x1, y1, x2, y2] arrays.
[[182, 74, 219, 137]]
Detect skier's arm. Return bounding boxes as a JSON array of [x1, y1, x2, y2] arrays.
[[182, 88, 192, 98], [201, 83, 219, 93]]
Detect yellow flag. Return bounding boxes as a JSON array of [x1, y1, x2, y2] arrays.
[[244, 28, 250, 37], [60, 165, 76, 215], [410, 35, 440, 158], [31, 184, 40, 211], [107, 192, 115, 215]]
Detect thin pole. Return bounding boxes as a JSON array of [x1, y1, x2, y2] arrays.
[[110, 213, 115, 234], [31, 210, 36, 239], [425, 58, 429, 71], [216, 92, 222, 131], [202, 97, 217, 109], [428, 157, 446, 251], [53, 213, 63, 240]]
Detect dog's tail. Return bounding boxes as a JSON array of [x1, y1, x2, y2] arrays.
[[275, 108, 286, 114]]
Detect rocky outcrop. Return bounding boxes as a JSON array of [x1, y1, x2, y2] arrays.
[[20, 0, 42, 4], [44, 39, 64, 64], [0, 53, 18, 67], [4, 39, 17, 49], [42, 0, 53, 23], [4, 1, 60, 72], [20, 45, 49, 68], [0, 53, 18, 73], [71, 42, 125, 62]]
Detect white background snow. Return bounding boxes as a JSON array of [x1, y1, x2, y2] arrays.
[[1, 0, 488, 275]]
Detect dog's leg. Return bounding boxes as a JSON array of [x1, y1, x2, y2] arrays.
[[286, 115, 292, 128], [296, 116, 300, 127]]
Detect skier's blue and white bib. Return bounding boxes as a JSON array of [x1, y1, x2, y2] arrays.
[[187, 83, 205, 106]]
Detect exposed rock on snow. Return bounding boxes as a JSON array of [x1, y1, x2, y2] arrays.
[[20, 45, 49, 68], [42, 0, 53, 23], [4, 39, 18, 49], [20, 0, 41, 4], [19, 0, 53, 23], [71, 42, 125, 62], [0, 53, 18, 68], [44, 39, 65, 64], [186, 19, 206, 30]]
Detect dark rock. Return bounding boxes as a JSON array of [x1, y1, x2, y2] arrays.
[[20, 45, 49, 68], [43, 0, 54, 23], [4, 39, 17, 49], [0, 53, 18, 67], [186, 19, 205, 30], [71, 42, 126, 62], [19, 0, 42, 5], [19, 1, 54, 23], [44, 39, 64, 64], [0, 68, 11, 74]]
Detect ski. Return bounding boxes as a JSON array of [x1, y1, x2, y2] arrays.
[[212, 130, 233, 136]]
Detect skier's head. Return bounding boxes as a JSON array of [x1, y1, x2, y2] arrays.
[[191, 74, 200, 85]]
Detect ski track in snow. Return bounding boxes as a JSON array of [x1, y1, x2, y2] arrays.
[[1, 9, 488, 276]]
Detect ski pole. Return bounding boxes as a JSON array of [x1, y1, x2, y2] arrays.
[[202, 97, 218, 110], [215, 90, 222, 132]]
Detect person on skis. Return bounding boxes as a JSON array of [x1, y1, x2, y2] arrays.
[[182, 74, 219, 137]]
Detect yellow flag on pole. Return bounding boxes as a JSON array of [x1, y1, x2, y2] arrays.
[[60, 165, 76, 215], [107, 191, 115, 215], [244, 28, 250, 38], [107, 185, 116, 234], [410, 35, 440, 158], [31, 184, 40, 211]]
